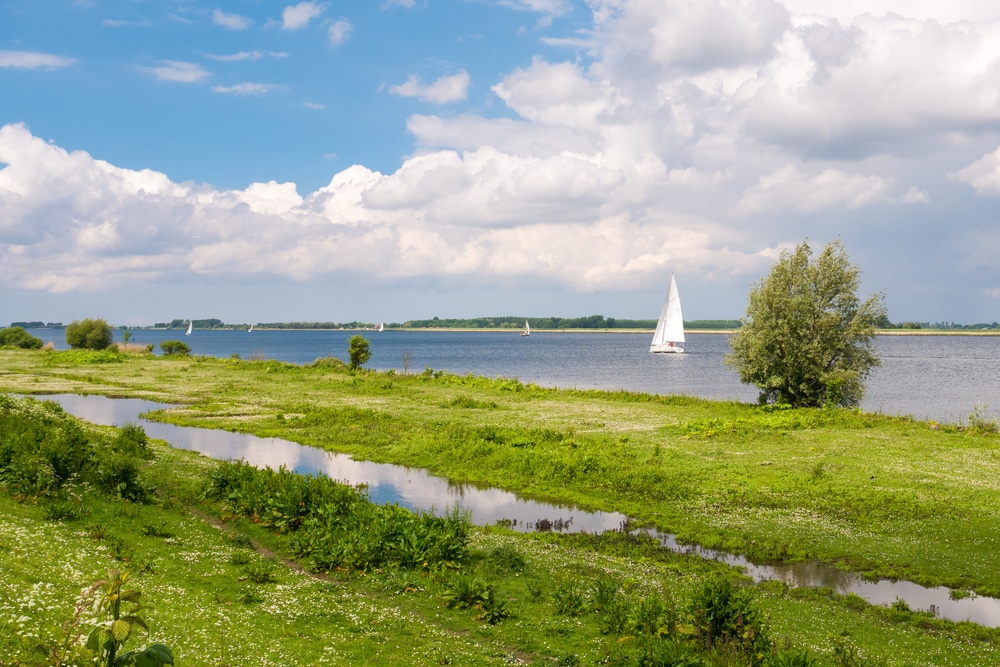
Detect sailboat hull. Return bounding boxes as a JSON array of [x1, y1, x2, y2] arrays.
[[650, 344, 683, 354]]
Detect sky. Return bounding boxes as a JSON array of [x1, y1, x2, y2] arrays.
[[2, 0, 1000, 326]]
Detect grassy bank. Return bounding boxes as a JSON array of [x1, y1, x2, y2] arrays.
[[1, 349, 999, 665]]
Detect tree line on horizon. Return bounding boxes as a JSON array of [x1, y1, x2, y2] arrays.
[[8, 317, 1000, 331]]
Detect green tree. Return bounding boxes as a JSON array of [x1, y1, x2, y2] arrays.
[[65, 319, 114, 350], [348, 335, 371, 370], [725, 240, 886, 408], [0, 326, 44, 349], [159, 340, 191, 357]]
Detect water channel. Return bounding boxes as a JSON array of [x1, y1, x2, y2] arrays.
[[36, 393, 1000, 628]]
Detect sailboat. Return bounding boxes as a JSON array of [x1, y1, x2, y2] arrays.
[[521, 320, 530, 337], [248, 324, 254, 333], [377, 322, 384, 332], [185, 321, 193, 336], [650, 274, 684, 353]]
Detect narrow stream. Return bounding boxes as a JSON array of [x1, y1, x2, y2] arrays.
[[36, 393, 1000, 628]]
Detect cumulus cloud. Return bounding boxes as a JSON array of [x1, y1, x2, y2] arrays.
[[328, 19, 353, 46], [0, 123, 762, 294], [0, 50, 76, 69], [140, 61, 210, 83], [282, 2, 326, 30], [951, 148, 1000, 196], [6, 0, 1000, 311], [212, 9, 253, 30], [389, 71, 470, 104], [736, 165, 893, 213]]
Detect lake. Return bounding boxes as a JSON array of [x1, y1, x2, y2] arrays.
[[25, 328, 1000, 424]]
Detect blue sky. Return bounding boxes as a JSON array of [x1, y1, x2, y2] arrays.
[[3, 0, 1000, 326]]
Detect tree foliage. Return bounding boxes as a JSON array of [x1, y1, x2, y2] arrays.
[[725, 240, 886, 408], [348, 335, 371, 370], [159, 341, 191, 357], [0, 326, 44, 349], [65, 319, 114, 350]]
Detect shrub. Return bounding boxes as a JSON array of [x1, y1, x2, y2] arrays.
[[65, 318, 114, 350], [0, 326, 43, 349], [159, 340, 191, 356], [348, 335, 371, 370]]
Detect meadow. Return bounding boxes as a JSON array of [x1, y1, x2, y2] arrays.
[[1, 348, 999, 666]]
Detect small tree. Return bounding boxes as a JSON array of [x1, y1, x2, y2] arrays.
[[159, 340, 191, 356], [66, 319, 114, 350], [725, 239, 886, 408], [348, 335, 371, 370], [0, 326, 43, 349]]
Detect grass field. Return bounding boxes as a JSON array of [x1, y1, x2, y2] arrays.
[[1, 348, 999, 666]]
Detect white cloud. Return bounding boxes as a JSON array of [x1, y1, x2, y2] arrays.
[[140, 61, 210, 83], [736, 165, 893, 213], [328, 19, 353, 47], [389, 71, 471, 104], [212, 83, 287, 96], [0, 50, 76, 69], [0, 123, 759, 294], [205, 51, 288, 62], [282, 2, 326, 30], [7, 0, 1000, 317], [498, 0, 572, 16], [212, 9, 253, 30], [951, 147, 1000, 196]]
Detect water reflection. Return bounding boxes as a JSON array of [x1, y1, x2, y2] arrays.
[[43, 394, 626, 534], [37, 393, 1000, 628]]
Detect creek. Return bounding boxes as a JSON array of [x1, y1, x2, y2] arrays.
[[40, 393, 1000, 628]]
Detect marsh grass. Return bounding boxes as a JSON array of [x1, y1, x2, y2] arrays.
[[3, 353, 1000, 665]]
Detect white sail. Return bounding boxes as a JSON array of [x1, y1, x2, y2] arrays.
[[521, 320, 530, 337], [650, 274, 684, 353], [185, 321, 193, 336], [248, 324, 253, 333], [377, 322, 384, 332]]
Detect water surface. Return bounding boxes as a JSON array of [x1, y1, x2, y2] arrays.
[[27, 328, 1000, 424]]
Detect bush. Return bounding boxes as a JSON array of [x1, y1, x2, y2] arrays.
[[65, 318, 114, 350], [348, 335, 371, 370], [0, 326, 43, 349], [160, 340, 191, 356]]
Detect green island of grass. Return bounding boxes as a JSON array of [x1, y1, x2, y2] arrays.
[[1, 347, 998, 666]]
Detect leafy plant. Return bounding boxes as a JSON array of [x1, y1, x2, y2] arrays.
[[84, 569, 174, 667], [243, 558, 278, 584], [686, 576, 769, 659], [348, 335, 371, 370], [0, 326, 44, 349], [159, 341, 191, 357], [552, 580, 586, 617], [65, 318, 115, 350]]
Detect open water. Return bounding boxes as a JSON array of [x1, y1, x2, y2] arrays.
[[27, 328, 1000, 424]]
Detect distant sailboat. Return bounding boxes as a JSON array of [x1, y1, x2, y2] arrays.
[[521, 320, 530, 337], [650, 274, 684, 353], [185, 321, 193, 336], [248, 324, 254, 333], [377, 322, 384, 332]]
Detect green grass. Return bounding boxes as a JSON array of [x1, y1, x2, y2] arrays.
[[2, 350, 1000, 665]]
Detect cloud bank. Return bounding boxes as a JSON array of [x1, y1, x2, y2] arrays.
[[4, 0, 1000, 318]]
